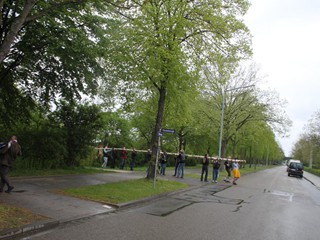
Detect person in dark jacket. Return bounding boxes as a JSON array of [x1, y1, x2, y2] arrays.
[[212, 158, 221, 183], [130, 148, 138, 171], [224, 159, 232, 182], [200, 154, 209, 182], [0, 136, 22, 193], [176, 150, 186, 178], [160, 151, 167, 176]]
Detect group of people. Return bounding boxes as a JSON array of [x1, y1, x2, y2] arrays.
[[0, 136, 22, 193], [98, 146, 241, 185], [200, 154, 241, 185], [100, 146, 134, 170], [100, 146, 170, 174]]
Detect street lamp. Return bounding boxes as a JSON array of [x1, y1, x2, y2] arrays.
[[218, 85, 255, 159]]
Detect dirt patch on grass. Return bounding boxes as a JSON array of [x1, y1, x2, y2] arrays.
[[0, 201, 48, 232]]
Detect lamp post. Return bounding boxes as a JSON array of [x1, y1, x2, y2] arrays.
[[218, 85, 255, 159]]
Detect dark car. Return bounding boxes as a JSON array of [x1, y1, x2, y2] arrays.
[[287, 162, 304, 178]]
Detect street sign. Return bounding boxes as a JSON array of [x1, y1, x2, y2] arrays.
[[161, 128, 176, 134]]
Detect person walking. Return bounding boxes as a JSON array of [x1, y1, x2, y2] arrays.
[[120, 146, 128, 169], [224, 158, 232, 182], [160, 151, 167, 176], [130, 148, 138, 171], [0, 136, 22, 193], [212, 158, 221, 183], [200, 154, 209, 182], [176, 150, 186, 178], [102, 146, 111, 168], [232, 160, 241, 185]]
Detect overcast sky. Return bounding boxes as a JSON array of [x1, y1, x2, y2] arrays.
[[244, 0, 320, 156]]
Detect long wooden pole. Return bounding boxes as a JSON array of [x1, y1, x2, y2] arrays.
[[95, 147, 246, 163]]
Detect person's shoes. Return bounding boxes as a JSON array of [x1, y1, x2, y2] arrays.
[[180, 177, 183, 178], [214, 180, 217, 183], [5, 186, 14, 193], [0, 189, 3, 193], [233, 182, 237, 185], [204, 180, 208, 182]]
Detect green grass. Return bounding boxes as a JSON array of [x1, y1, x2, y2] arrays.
[[10, 166, 109, 177], [304, 167, 320, 177], [63, 178, 188, 205]]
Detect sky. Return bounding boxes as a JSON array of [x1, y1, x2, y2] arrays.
[[244, 0, 320, 156]]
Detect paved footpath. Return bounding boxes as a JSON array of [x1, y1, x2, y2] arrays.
[[0, 167, 319, 239]]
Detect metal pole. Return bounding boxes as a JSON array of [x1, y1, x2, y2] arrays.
[[218, 84, 254, 159], [218, 89, 225, 159], [153, 132, 161, 189]]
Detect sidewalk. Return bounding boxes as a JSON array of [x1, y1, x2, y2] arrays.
[[303, 170, 320, 189], [0, 168, 205, 239], [1, 167, 319, 239]]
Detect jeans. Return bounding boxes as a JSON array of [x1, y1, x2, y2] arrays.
[[160, 163, 166, 175], [102, 157, 108, 168], [213, 168, 220, 181], [177, 162, 185, 177], [120, 159, 126, 169]]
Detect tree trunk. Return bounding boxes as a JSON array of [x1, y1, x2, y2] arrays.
[[146, 87, 166, 179], [0, 0, 36, 64]]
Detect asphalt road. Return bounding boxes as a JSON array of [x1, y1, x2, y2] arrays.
[[21, 166, 320, 240]]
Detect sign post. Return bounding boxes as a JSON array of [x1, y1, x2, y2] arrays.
[[153, 128, 176, 189]]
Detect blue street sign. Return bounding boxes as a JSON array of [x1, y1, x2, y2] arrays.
[[161, 128, 176, 134]]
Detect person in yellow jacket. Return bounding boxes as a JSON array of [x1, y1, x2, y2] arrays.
[[232, 160, 241, 185]]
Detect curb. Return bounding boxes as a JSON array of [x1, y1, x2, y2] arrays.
[[303, 176, 320, 190], [0, 219, 59, 239]]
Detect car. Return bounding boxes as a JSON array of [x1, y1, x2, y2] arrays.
[[286, 159, 300, 172], [287, 162, 304, 178]]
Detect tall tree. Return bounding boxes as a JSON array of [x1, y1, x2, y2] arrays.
[[105, 0, 252, 178], [0, 0, 116, 127], [203, 62, 291, 157], [50, 100, 103, 166], [292, 110, 320, 167]]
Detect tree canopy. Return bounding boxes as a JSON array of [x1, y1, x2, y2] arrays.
[[0, 1, 291, 170]]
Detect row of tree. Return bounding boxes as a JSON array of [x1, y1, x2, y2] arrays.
[[292, 110, 320, 169], [0, 1, 290, 171]]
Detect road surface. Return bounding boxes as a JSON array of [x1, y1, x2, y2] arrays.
[[23, 166, 320, 240]]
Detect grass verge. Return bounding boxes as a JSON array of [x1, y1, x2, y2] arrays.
[[10, 167, 108, 177], [304, 167, 320, 177], [62, 178, 188, 205], [0, 202, 47, 232]]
